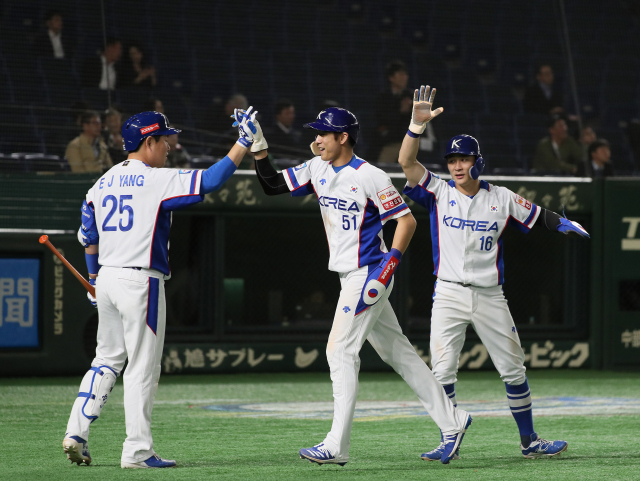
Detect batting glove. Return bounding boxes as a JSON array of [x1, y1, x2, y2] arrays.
[[409, 85, 444, 135], [558, 217, 590, 238], [362, 248, 402, 306], [233, 108, 268, 152], [233, 106, 257, 148], [87, 279, 97, 308]]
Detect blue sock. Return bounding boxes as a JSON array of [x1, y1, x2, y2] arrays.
[[505, 379, 535, 447], [440, 383, 457, 442]]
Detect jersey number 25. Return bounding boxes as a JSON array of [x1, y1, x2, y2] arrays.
[[102, 194, 134, 232]]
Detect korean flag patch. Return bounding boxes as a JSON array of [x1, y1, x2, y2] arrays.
[[350, 186, 358, 194], [490, 205, 498, 212]]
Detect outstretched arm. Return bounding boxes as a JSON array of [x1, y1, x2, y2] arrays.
[[254, 151, 291, 196], [399, 85, 444, 188], [535, 208, 590, 238]]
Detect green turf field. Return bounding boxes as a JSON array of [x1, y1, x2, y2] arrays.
[[1, 370, 639, 480]]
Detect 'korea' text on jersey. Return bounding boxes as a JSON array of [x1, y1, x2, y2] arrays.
[[283, 156, 410, 273], [403, 169, 540, 287]]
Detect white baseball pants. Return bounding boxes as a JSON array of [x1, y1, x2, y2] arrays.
[[322, 266, 467, 462], [430, 280, 527, 386], [65, 266, 166, 464]]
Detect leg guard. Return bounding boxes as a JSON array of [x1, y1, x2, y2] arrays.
[[78, 365, 118, 421]]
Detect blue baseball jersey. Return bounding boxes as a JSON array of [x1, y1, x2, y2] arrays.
[[283, 155, 410, 273], [86, 160, 203, 275], [403, 169, 540, 287]]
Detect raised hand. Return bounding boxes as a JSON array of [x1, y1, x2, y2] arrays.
[[410, 85, 444, 135], [234, 106, 257, 148]]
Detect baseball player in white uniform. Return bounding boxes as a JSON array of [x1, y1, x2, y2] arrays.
[[62, 110, 260, 468], [398, 85, 590, 461], [244, 106, 472, 465]]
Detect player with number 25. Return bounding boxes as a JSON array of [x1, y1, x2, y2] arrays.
[[63, 109, 259, 468]]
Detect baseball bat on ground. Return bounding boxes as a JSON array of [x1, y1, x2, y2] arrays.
[[39, 235, 96, 297]]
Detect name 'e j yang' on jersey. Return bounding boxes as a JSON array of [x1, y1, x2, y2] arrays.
[[283, 155, 411, 273], [403, 169, 540, 287], [86, 159, 203, 275]]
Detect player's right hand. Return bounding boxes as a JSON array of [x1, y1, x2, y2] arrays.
[[233, 106, 257, 148], [362, 249, 402, 306], [410, 85, 444, 135], [87, 278, 97, 308]]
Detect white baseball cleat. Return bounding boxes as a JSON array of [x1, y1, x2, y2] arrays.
[[121, 454, 177, 468], [63, 435, 92, 465]]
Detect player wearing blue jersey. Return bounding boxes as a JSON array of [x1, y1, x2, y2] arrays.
[[399, 86, 590, 461], [247, 107, 472, 466], [62, 109, 259, 468]]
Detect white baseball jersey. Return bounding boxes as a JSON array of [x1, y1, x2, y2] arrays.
[[86, 159, 203, 275], [404, 169, 540, 287], [283, 155, 410, 273]]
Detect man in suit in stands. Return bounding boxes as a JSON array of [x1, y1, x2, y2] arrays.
[[532, 114, 582, 174], [34, 10, 73, 59], [81, 38, 122, 90], [577, 139, 614, 178], [524, 63, 564, 115], [264, 99, 302, 158]]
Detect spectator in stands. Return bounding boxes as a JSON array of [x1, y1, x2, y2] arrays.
[[524, 63, 564, 115], [34, 9, 72, 58], [264, 99, 302, 158], [165, 134, 191, 168], [143, 98, 164, 113], [375, 60, 413, 162], [121, 43, 157, 90], [203, 93, 248, 133], [577, 139, 614, 178], [81, 38, 122, 90], [579, 125, 597, 161], [65, 110, 113, 173], [532, 114, 582, 174], [70, 100, 92, 127], [101, 108, 127, 164]]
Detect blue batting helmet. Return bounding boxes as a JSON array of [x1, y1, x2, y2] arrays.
[[445, 134, 485, 180], [303, 107, 359, 144], [121, 111, 181, 152]]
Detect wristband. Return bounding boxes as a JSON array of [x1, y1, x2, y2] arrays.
[[407, 130, 419, 138], [85, 253, 101, 276]]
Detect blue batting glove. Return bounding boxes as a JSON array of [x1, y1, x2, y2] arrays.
[[362, 248, 402, 306], [87, 279, 97, 308], [557, 217, 590, 238]]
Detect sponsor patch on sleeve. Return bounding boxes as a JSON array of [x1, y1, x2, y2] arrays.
[[377, 185, 404, 211], [294, 162, 307, 171], [515, 194, 532, 210]]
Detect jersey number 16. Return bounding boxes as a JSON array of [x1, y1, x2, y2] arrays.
[[479, 235, 493, 251]]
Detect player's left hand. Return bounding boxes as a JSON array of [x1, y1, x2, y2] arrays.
[[557, 217, 590, 238], [409, 85, 444, 135], [87, 278, 97, 308], [362, 248, 402, 306]]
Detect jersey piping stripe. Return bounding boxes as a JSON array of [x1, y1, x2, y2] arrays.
[[416, 172, 441, 275], [523, 204, 538, 227], [290, 180, 313, 197], [189, 170, 198, 194], [149, 194, 202, 275], [496, 217, 511, 285], [358, 199, 384, 268], [146, 277, 159, 335], [285, 168, 300, 189], [380, 203, 408, 220]]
